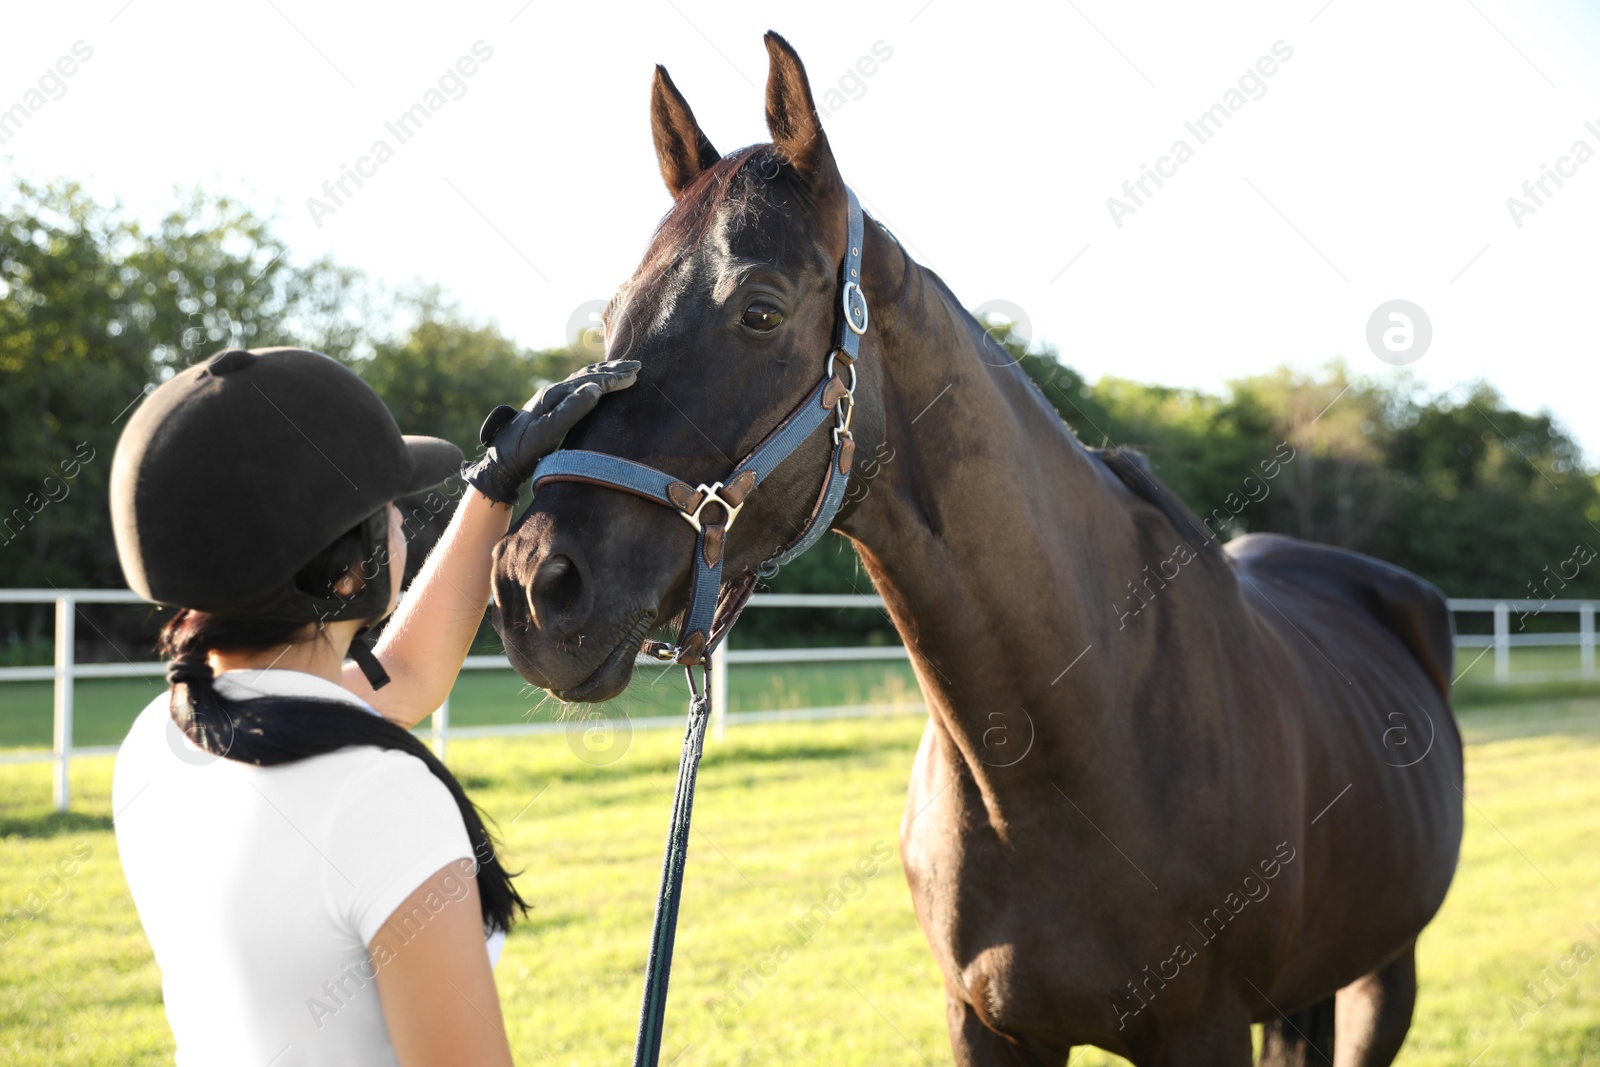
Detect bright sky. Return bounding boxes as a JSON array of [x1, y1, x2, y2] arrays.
[[6, 0, 1599, 460]]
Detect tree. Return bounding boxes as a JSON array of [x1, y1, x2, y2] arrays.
[[361, 286, 552, 454], [1012, 330, 1600, 605], [0, 179, 367, 650], [355, 288, 593, 603], [1371, 382, 1600, 601]]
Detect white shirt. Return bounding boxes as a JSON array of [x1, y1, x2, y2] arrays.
[[112, 668, 503, 1067]]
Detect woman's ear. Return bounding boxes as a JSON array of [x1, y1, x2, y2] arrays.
[[332, 567, 363, 599], [384, 503, 406, 616]]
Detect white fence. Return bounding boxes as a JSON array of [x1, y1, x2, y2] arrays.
[[1446, 598, 1596, 683], [1, 589, 1596, 812]]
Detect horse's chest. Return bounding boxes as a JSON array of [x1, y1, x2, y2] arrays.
[[900, 726, 1122, 1019], [898, 720, 1238, 1045]]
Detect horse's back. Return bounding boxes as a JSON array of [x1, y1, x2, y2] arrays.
[[1225, 529, 1463, 821], [1226, 532, 1455, 699]]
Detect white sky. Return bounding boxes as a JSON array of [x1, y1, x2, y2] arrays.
[[6, 0, 1600, 460]]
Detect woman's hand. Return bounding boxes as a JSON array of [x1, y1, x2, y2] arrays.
[[461, 360, 640, 505], [349, 360, 639, 723]]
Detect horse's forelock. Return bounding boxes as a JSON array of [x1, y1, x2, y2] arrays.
[[636, 145, 776, 279], [608, 144, 796, 357]]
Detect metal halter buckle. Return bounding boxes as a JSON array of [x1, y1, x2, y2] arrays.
[[832, 395, 855, 447], [842, 281, 869, 335], [641, 641, 679, 662], [676, 482, 745, 533], [825, 350, 857, 446]]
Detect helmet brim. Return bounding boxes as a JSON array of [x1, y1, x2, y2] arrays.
[[402, 436, 466, 495]]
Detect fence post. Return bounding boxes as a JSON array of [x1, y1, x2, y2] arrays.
[[1493, 602, 1510, 683], [53, 595, 75, 813], [711, 638, 728, 742], [1582, 603, 1596, 680], [432, 696, 449, 762]]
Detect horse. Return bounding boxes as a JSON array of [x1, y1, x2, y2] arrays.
[[489, 32, 1465, 1067]]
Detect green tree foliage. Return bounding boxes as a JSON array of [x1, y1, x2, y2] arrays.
[[1370, 384, 1599, 608], [361, 285, 589, 453], [3, 177, 1595, 658], [1002, 323, 1600, 607], [0, 180, 577, 654], [0, 180, 360, 600]]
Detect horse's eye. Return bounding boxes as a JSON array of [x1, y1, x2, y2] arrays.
[[742, 303, 784, 332]]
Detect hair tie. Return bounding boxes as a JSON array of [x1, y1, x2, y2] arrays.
[[167, 658, 215, 688]]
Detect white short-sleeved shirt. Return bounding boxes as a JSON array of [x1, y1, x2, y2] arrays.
[[112, 668, 503, 1067]]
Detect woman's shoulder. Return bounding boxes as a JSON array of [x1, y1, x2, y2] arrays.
[[323, 746, 465, 842], [329, 744, 453, 805], [115, 688, 393, 777], [113, 689, 444, 825], [319, 749, 478, 947], [114, 690, 202, 805]]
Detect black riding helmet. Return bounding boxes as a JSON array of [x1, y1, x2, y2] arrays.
[[111, 347, 463, 679]]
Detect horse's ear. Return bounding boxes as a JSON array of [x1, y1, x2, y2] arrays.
[[763, 31, 844, 198], [651, 65, 720, 199]]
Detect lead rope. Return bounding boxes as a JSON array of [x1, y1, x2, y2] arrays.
[[632, 662, 713, 1067]]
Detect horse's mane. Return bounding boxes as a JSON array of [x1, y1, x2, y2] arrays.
[[1091, 445, 1231, 571], [917, 263, 1234, 575]]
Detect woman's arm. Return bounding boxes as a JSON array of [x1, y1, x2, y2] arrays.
[[372, 861, 514, 1067], [343, 488, 510, 727], [344, 359, 638, 725]]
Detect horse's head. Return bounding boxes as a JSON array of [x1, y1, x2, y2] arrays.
[[491, 32, 890, 701]]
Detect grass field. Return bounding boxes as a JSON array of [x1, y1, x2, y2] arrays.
[[3, 690, 1600, 1064]]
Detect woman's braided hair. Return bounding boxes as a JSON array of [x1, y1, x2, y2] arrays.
[[158, 519, 527, 935]]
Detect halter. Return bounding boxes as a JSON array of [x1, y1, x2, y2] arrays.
[[528, 185, 870, 1067], [529, 185, 869, 666]]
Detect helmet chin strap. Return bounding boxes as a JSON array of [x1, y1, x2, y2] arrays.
[[344, 515, 398, 691], [347, 631, 392, 690]]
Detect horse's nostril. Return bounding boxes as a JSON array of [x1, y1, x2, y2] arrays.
[[531, 554, 584, 623], [533, 557, 570, 596]]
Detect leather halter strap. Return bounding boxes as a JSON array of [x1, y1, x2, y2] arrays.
[[530, 186, 869, 665]]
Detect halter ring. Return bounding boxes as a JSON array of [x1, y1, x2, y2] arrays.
[[825, 350, 858, 392], [842, 282, 869, 335]]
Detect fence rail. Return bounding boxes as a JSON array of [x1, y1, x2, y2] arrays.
[[2, 589, 1596, 812]]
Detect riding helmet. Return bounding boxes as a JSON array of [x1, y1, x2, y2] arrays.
[[111, 347, 462, 624]]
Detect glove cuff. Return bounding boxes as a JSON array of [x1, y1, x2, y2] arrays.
[[460, 457, 522, 506]]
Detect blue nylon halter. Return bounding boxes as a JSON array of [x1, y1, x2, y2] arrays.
[[530, 185, 869, 666], [535, 186, 868, 1067]]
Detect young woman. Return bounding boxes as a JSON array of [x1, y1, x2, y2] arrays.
[[109, 346, 636, 1066]]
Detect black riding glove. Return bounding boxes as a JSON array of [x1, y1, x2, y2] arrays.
[[461, 359, 640, 504]]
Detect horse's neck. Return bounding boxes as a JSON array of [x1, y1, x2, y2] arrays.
[[838, 255, 1211, 814]]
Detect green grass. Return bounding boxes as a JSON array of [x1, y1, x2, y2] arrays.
[[1451, 645, 1600, 706], [3, 696, 1600, 1064], [1452, 644, 1591, 682]]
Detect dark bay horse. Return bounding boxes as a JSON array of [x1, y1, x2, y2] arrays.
[[491, 32, 1464, 1066]]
